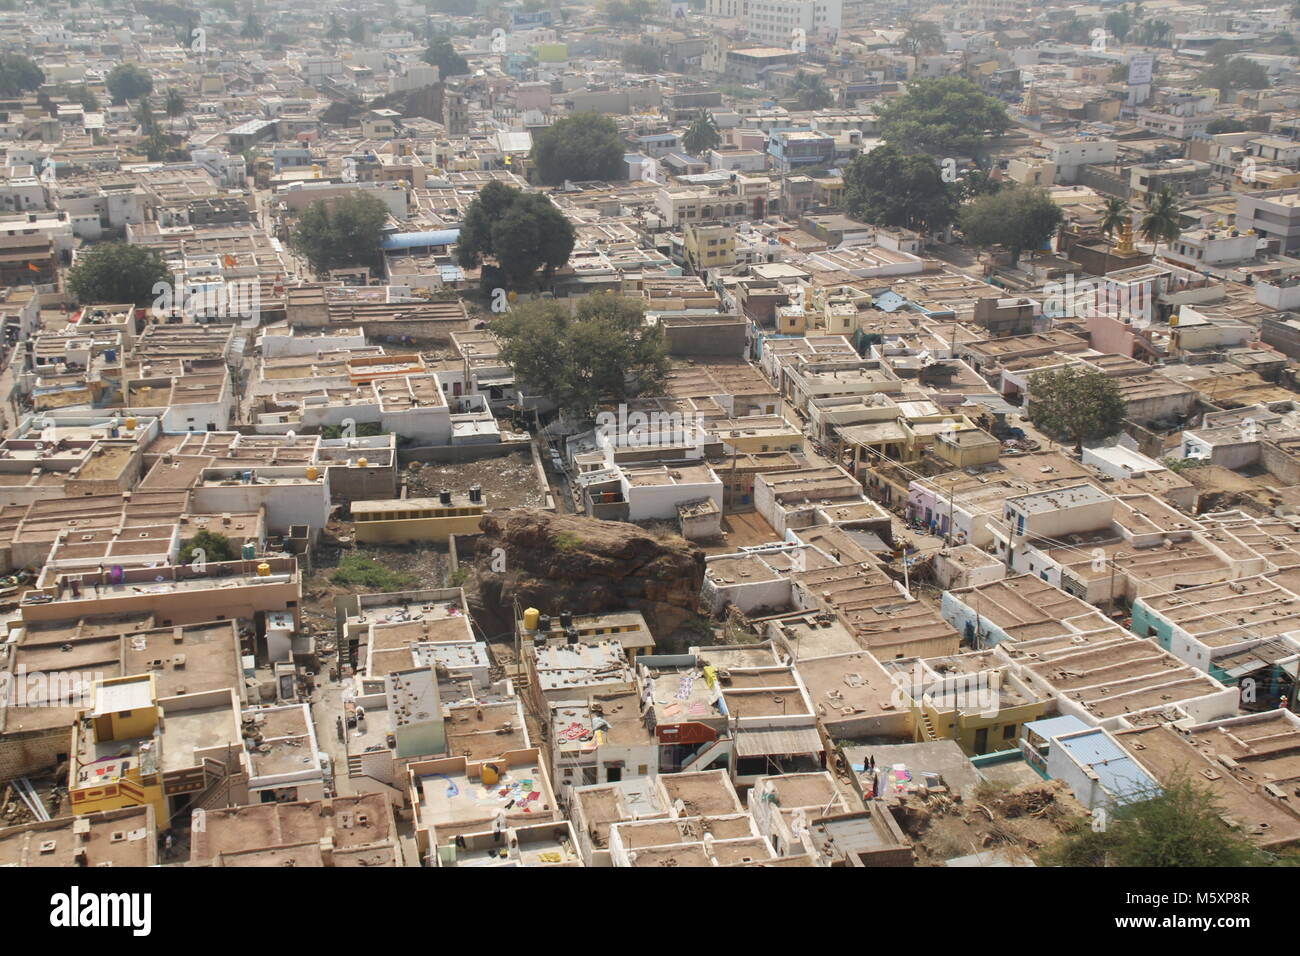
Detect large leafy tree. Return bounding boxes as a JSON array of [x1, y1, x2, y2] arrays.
[[877, 76, 1011, 159], [0, 54, 44, 97], [531, 112, 625, 185], [1200, 57, 1269, 94], [67, 243, 171, 306], [622, 43, 662, 73], [1041, 775, 1266, 867], [606, 0, 653, 25], [455, 182, 575, 288], [423, 36, 469, 77], [843, 144, 959, 233], [106, 63, 154, 105], [1027, 365, 1128, 453], [289, 191, 390, 275], [959, 184, 1063, 265], [902, 21, 943, 57], [681, 111, 721, 156], [492, 294, 670, 418]]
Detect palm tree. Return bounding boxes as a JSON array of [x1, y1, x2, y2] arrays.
[[790, 72, 833, 111], [682, 111, 721, 157], [164, 88, 185, 119], [1100, 197, 1130, 241], [1139, 185, 1181, 253]]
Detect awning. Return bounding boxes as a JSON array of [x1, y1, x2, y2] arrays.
[[735, 726, 823, 757]]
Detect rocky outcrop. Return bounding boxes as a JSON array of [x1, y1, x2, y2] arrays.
[[466, 510, 705, 641]]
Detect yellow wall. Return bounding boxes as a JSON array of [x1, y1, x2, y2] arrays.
[[354, 513, 485, 544]]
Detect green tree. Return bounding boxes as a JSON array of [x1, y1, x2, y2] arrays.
[[1105, 9, 1132, 42], [164, 87, 185, 119], [492, 294, 670, 418], [240, 10, 262, 38], [1100, 196, 1130, 240], [1200, 57, 1269, 95], [1206, 117, 1248, 134], [877, 76, 1011, 159], [1042, 775, 1267, 867], [1139, 184, 1182, 252], [681, 111, 721, 156], [0, 54, 44, 97], [622, 43, 662, 73], [1027, 365, 1128, 453], [455, 182, 575, 288], [289, 191, 390, 276], [531, 112, 626, 185], [179, 529, 237, 565], [789, 72, 833, 110], [106, 63, 154, 105], [606, 0, 653, 25], [902, 21, 943, 57], [959, 184, 1063, 265], [843, 144, 959, 233], [423, 36, 469, 77], [326, 12, 345, 40], [66, 243, 171, 306]]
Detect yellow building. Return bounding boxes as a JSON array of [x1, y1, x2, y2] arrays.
[[353, 490, 487, 544], [69, 675, 167, 818], [888, 659, 1049, 756], [683, 221, 736, 274]]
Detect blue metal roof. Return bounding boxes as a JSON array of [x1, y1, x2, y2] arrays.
[[380, 229, 461, 251], [1057, 729, 1161, 805], [1024, 715, 1091, 739]]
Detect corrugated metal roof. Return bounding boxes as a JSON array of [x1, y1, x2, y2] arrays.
[[735, 726, 823, 757], [1057, 729, 1160, 804]]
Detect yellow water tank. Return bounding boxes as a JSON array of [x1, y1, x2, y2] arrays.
[[481, 763, 500, 786], [357, 457, 368, 468], [257, 562, 271, 577], [523, 607, 540, 631], [305, 465, 319, 481], [125, 417, 137, 430]]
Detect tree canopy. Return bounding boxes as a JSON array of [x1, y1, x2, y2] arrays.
[[1027, 365, 1128, 452], [67, 243, 171, 306], [789, 72, 834, 110], [959, 184, 1063, 264], [289, 191, 390, 275], [606, 0, 653, 25], [179, 529, 237, 565], [106, 63, 154, 105], [877, 76, 1011, 158], [843, 144, 959, 234], [681, 112, 721, 157], [1206, 117, 1249, 134], [1200, 57, 1269, 95], [622, 43, 662, 73], [492, 294, 670, 419], [1042, 775, 1266, 867], [423, 36, 469, 77], [0, 54, 44, 97], [531, 112, 626, 185], [456, 181, 575, 288]]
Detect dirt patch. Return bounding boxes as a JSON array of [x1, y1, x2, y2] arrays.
[[404, 449, 547, 508], [892, 778, 1089, 865]]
